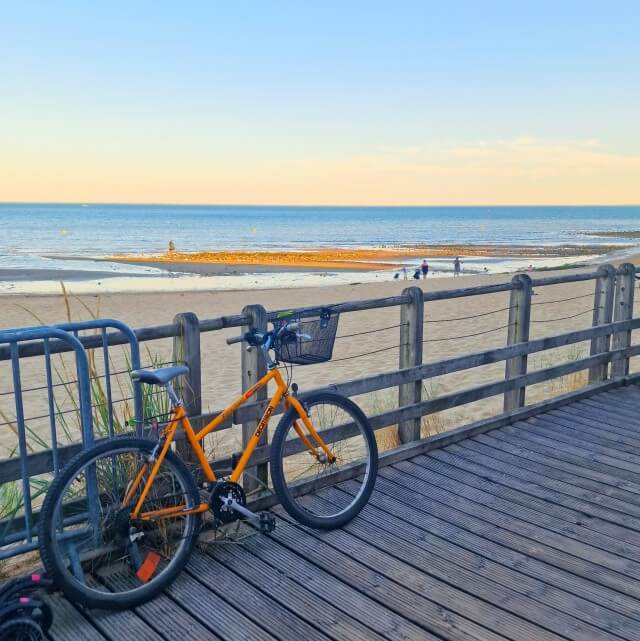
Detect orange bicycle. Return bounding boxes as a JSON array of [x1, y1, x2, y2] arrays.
[[39, 311, 378, 609]]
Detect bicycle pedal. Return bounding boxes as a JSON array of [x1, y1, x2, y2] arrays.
[[258, 512, 276, 533]]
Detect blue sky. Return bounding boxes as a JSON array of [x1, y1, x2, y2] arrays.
[[1, 1, 639, 204]]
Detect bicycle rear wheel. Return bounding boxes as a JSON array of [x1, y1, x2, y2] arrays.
[[270, 391, 377, 529], [39, 438, 200, 610]]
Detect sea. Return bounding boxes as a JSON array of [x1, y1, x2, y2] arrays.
[[1, 203, 638, 294]]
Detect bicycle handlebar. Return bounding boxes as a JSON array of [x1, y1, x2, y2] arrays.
[[226, 322, 300, 346]]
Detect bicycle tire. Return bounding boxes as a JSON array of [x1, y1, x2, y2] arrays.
[[270, 391, 377, 529], [39, 437, 201, 610], [0, 618, 43, 641]]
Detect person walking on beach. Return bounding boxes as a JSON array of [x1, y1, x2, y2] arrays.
[[421, 260, 429, 279], [453, 256, 461, 277], [402, 266, 408, 280]]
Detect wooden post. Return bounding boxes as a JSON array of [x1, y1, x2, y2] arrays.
[[503, 274, 532, 411], [241, 304, 269, 494], [611, 262, 636, 379], [588, 264, 616, 383], [398, 286, 424, 443], [173, 312, 201, 462]]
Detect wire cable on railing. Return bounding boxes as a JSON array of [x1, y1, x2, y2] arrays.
[[328, 342, 409, 363], [423, 306, 511, 323], [531, 291, 594, 306], [0, 361, 182, 397], [423, 323, 513, 343], [530, 307, 596, 323], [335, 322, 407, 340], [0, 389, 167, 428]]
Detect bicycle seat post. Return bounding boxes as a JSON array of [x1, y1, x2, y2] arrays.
[[165, 382, 182, 408]]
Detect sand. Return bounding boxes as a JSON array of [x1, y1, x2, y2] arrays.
[[1, 256, 638, 461], [108, 243, 624, 273]]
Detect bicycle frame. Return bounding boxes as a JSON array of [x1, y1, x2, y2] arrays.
[[127, 367, 335, 521]]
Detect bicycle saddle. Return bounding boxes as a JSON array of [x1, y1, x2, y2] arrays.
[[130, 366, 189, 385]]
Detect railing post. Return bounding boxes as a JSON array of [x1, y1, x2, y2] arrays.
[[398, 286, 424, 443], [173, 312, 201, 462], [503, 273, 532, 411], [611, 263, 636, 379], [241, 304, 269, 494], [588, 264, 616, 383]]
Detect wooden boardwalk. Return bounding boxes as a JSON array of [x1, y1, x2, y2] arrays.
[[47, 383, 640, 641]]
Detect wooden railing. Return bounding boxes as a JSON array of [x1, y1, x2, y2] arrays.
[[0, 262, 638, 518]]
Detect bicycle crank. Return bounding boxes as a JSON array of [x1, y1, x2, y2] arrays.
[[208, 481, 275, 532]]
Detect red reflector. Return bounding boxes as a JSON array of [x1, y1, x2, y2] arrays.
[[136, 551, 161, 583]]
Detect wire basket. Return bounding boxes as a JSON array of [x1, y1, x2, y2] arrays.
[[274, 310, 339, 365]]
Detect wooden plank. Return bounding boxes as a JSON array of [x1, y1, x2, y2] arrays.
[[185, 551, 333, 641], [522, 417, 640, 465], [552, 404, 640, 439], [46, 595, 108, 641], [269, 293, 411, 320], [501, 424, 640, 477], [392, 457, 640, 586], [104, 573, 222, 641], [459, 436, 640, 516], [336, 478, 640, 624], [608, 385, 640, 401], [209, 543, 402, 641], [589, 264, 616, 383], [543, 410, 640, 449], [578, 397, 640, 424], [374, 468, 640, 610], [422, 449, 640, 556], [432, 444, 640, 544], [267, 512, 513, 641], [240, 304, 269, 493], [380, 465, 640, 599], [476, 431, 640, 500], [598, 388, 640, 408], [316, 485, 640, 641], [165, 571, 279, 641], [580, 392, 640, 416], [504, 273, 532, 411], [173, 312, 201, 462], [496, 422, 640, 479], [224, 529, 442, 641], [87, 600, 166, 641], [530, 271, 600, 286], [523, 415, 640, 463], [612, 263, 636, 378], [398, 286, 423, 443], [422, 280, 518, 301]]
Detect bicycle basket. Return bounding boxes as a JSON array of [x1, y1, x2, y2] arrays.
[[274, 310, 339, 365]]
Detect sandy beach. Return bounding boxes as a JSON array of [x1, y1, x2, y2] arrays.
[[1, 254, 638, 461]]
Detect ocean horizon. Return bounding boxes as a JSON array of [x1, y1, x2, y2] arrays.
[[1, 203, 638, 294]]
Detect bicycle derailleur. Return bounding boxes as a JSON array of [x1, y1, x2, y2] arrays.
[[208, 481, 275, 533]]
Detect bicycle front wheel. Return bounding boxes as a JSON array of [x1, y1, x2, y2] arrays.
[[39, 437, 201, 610], [270, 391, 377, 529]]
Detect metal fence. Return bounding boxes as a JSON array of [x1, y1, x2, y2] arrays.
[[0, 320, 141, 559]]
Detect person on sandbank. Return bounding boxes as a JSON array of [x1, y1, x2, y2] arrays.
[[453, 256, 461, 277], [421, 259, 429, 279]]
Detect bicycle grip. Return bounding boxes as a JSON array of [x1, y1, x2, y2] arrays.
[[226, 334, 244, 345]]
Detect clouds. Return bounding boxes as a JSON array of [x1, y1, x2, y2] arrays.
[[2, 136, 638, 206]]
